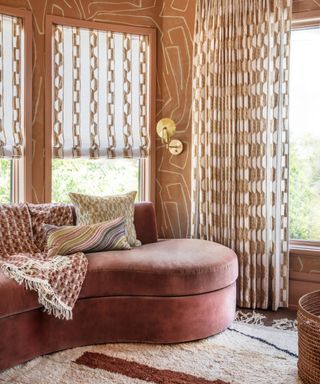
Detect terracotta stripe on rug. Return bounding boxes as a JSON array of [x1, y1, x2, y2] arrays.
[[75, 351, 228, 384]]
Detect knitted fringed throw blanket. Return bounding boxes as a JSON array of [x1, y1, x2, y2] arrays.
[[0, 204, 88, 320]]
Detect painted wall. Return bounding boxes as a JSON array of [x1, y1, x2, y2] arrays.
[[0, 0, 195, 239]]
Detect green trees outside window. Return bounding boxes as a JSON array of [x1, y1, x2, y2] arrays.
[[52, 158, 140, 203], [0, 159, 12, 204], [289, 27, 320, 241]]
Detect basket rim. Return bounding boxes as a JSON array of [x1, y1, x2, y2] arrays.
[[298, 289, 320, 322]]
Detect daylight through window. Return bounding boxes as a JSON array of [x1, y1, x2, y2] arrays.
[[289, 27, 320, 241]]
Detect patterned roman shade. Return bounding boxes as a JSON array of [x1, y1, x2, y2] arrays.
[[52, 24, 150, 159], [0, 13, 24, 158]]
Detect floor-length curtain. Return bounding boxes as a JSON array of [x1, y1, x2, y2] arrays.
[[191, 0, 291, 310]]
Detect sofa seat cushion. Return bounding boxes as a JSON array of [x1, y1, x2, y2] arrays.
[[80, 239, 238, 299], [0, 239, 238, 319]]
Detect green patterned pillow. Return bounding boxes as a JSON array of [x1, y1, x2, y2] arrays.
[[69, 191, 141, 247], [44, 217, 131, 257]]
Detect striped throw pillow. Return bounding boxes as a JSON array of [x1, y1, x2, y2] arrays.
[[44, 217, 131, 257]]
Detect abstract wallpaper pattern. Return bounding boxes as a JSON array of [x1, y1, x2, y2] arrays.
[[293, 0, 320, 13]]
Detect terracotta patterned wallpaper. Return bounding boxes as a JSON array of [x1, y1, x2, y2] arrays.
[[293, 0, 320, 13], [290, 254, 320, 274], [0, 0, 195, 239]]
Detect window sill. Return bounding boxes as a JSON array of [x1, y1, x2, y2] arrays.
[[289, 242, 320, 257]]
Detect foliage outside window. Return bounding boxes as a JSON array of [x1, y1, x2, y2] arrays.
[[0, 159, 12, 203], [52, 158, 140, 203], [289, 27, 320, 241]]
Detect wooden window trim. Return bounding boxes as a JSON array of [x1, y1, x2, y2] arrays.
[[0, 5, 32, 203], [290, 240, 320, 256], [289, 19, 320, 255], [292, 10, 320, 29], [44, 15, 156, 204]]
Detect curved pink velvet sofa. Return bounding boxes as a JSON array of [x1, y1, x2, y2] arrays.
[[0, 202, 238, 371]]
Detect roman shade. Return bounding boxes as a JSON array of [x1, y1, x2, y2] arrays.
[[52, 24, 150, 159], [0, 14, 24, 158]]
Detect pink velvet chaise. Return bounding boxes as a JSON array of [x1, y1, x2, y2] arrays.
[[0, 202, 238, 371]]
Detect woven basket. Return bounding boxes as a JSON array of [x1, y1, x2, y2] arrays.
[[298, 290, 320, 384]]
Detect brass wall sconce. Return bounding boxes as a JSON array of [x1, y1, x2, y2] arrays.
[[156, 118, 183, 156]]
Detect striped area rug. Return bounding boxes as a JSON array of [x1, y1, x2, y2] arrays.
[[0, 322, 301, 384]]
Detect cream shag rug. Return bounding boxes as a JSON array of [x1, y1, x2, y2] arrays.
[[0, 321, 301, 384]]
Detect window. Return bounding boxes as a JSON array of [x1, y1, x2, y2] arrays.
[[52, 158, 140, 203], [289, 27, 320, 241], [0, 7, 32, 203], [46, 17, 156, 202]]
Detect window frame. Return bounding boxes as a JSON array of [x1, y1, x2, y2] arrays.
[[290, 16, 320, 255], [45, 16, 156, 204], [0, 5, 32, 203], [293, 10, 320, 29]]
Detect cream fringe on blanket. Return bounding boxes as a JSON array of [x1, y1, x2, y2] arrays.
[[1, 256, 74, 320]]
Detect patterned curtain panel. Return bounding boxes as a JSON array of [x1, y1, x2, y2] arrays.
[[52, 25, 149, 159], [0, 14, 23, 158], [192, 0, 291, 310]]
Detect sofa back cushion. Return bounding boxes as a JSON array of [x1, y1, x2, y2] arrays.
[[134, 202, 158, 244], [27, 201, 157, 251]]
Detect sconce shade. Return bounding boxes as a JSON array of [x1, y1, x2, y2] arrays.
[[156, 118, 176, 143], [156, 118, 183, 155]]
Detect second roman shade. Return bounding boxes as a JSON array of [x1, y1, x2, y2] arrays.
[[52, 24, 150, 159]]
